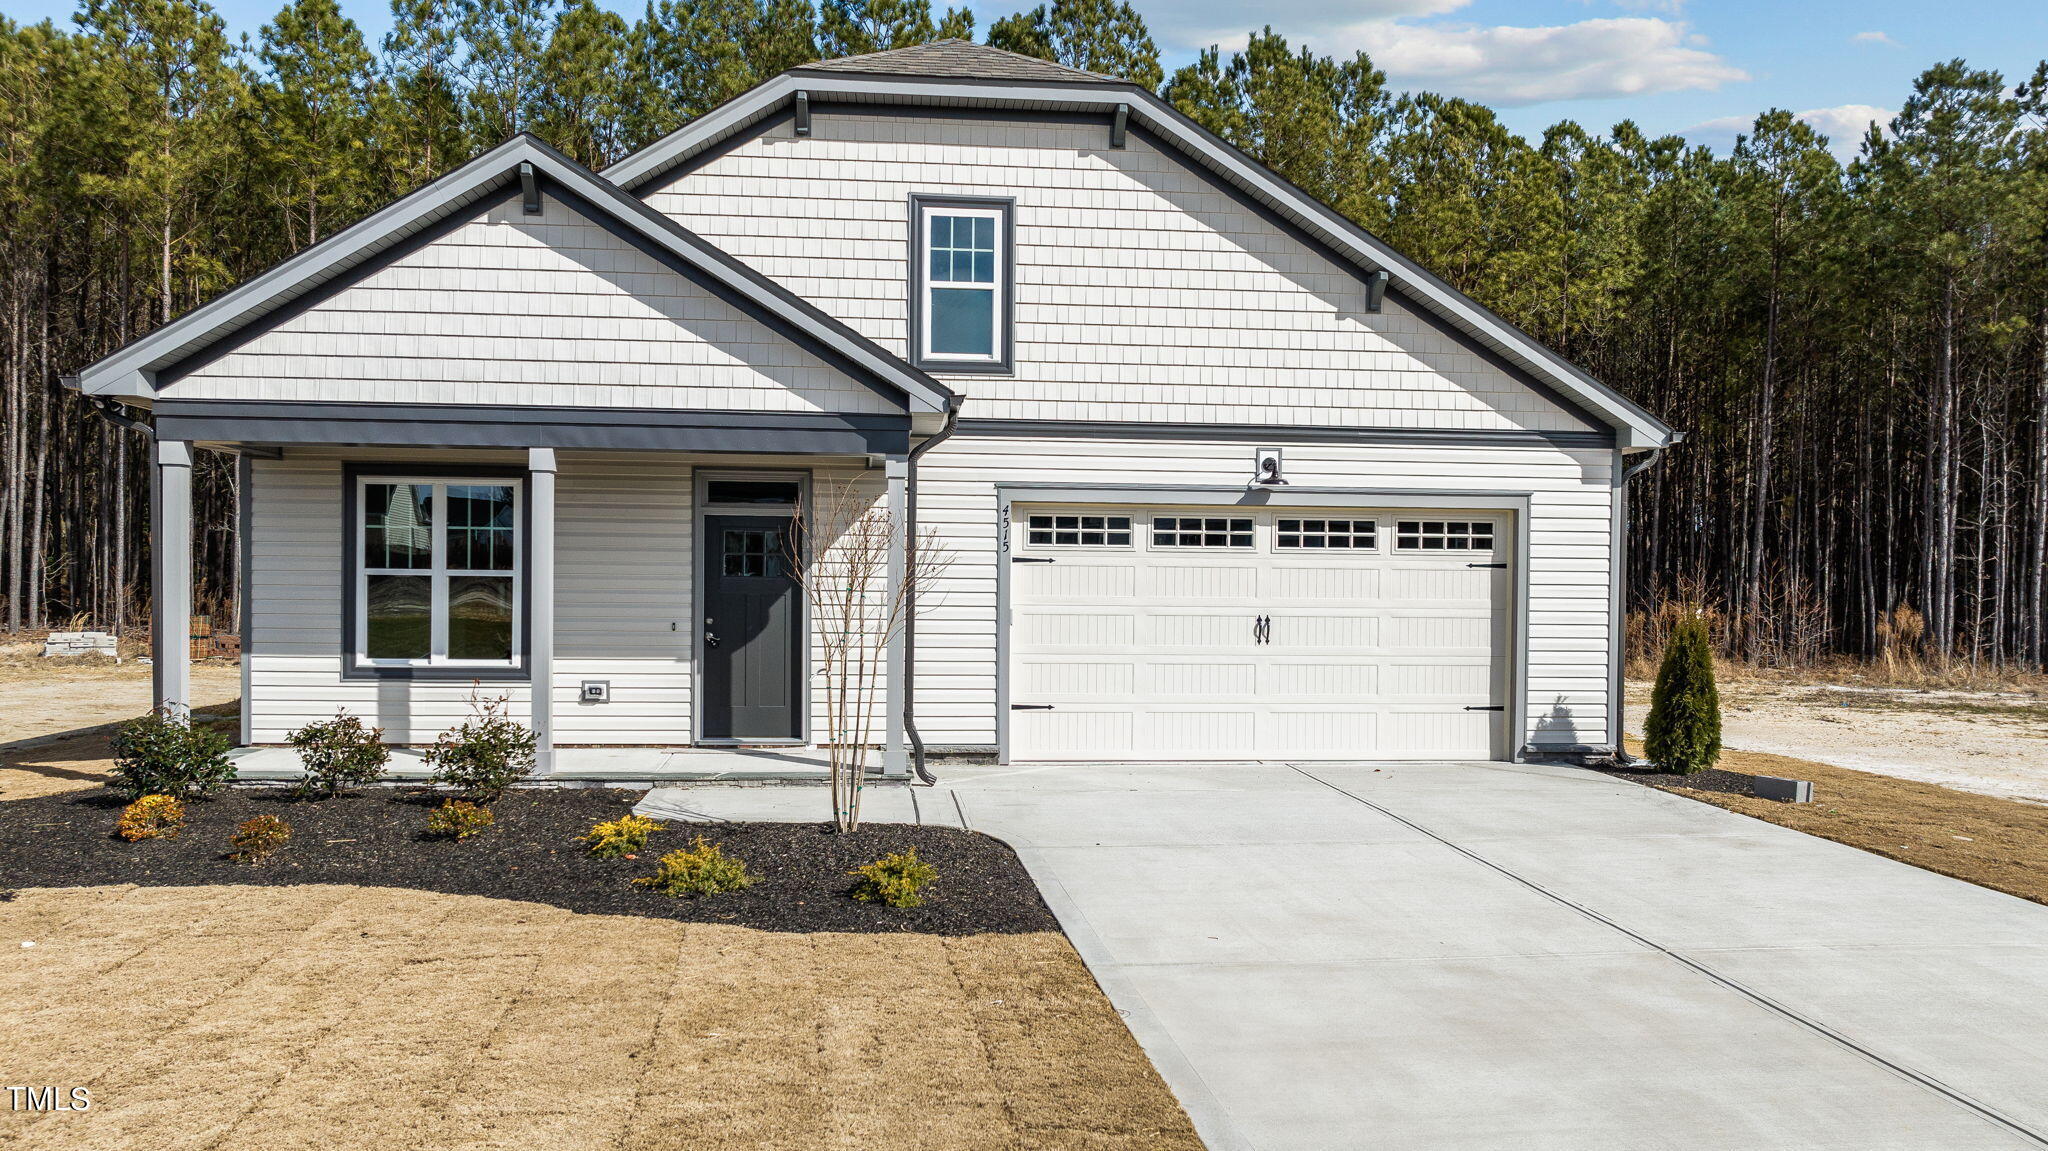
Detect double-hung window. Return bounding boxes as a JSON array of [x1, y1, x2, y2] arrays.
[[354, 476, 523, 674], [913, 197, 1011, 371]]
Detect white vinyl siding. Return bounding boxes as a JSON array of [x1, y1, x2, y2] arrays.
[[164, 196, 896, 416], [245, 448, 695, 746], [650, 114, 1594, 433], [908, 435, 1616, 756]]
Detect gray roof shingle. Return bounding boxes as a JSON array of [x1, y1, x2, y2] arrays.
[[797, 39, 1127, 85]]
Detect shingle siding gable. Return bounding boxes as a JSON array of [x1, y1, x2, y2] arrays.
[[164, 193, 898, 416], [647, 111, 1594, 432]]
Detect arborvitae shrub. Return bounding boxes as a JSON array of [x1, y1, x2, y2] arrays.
[[286, 711, 390, 798], [849, 848, 938, 908], [115, 795, 187, 842], [635, 837, 755, 896], [581, 813, 663, 859], [1644, 615, 1722, 775]]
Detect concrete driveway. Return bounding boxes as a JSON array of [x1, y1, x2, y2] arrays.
[[641, 760, 2048, 1151]]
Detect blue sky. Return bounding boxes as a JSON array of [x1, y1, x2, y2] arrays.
[[7, 0, 2043, 157]]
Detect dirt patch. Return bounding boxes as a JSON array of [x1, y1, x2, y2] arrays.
[[0, 883, 1200, 1151], [0, 655, 240, 748], [0, 786, 1056, 937], [1614, 741, 2048, 907], [1626, 676, 2048, 802]]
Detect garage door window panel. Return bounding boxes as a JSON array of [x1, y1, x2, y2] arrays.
[[1028, 513, 1132, 547], [1153, 517, 1253, 549], [1396, 520, 1495, 551], [1277, 518, 1377, 550]]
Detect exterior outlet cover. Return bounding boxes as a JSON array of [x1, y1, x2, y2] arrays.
[[580, 680, 611, 703]]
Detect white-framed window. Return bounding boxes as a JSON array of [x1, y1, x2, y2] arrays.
[[356, 477, 522, 667], [1277, 518, 1377, 550], [1027, 513, 1132, 547], [1152, 516, 1254, 548], [914, 199, 1008, 367], [1395, 519, 1495, 551]]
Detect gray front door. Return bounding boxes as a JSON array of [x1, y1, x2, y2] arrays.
[[702, 515, 801, 740]]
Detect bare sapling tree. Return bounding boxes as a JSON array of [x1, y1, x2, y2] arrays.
[[787, 474, 953, 833]]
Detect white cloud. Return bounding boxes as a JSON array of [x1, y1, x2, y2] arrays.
[[1333, 17, 1748, 106], [1851, 30, 1899, 46], [1683, 104, 1892, 161]]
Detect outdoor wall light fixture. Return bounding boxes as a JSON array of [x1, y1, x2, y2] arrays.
[[1253, 447, 1288, 486]]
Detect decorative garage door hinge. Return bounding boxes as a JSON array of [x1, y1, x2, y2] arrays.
[[1466, 562, 1508, 568], [1011, 556, 1055, 563], [1010, 704, 1055, 710], [1463, 705, 1506, 711]]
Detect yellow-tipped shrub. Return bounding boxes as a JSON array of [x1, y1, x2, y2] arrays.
[[634, 837, 754, 896], [849, 848, 937, 908], [115, 795, 186, 842], [426, 800, 495, 840], [581, 813, 663, 859]]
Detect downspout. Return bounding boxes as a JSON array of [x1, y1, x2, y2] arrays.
[[1610, 441, 1674, 765], [903, 401, 962, 784]]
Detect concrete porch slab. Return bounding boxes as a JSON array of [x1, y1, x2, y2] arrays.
[[227, 743, 839, 783]]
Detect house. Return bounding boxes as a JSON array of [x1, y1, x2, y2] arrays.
[[67, 41, 1678, 776]]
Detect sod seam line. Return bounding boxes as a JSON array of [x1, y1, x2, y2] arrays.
[[1289, 764, 2048, 1150]]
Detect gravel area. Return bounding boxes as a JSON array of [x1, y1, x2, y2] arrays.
[[0, 786, 1057, 936]]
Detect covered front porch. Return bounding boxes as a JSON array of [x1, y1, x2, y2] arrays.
[[144, 402, 927, 781]]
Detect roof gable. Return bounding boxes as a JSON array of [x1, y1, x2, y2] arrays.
[[73, 135, 953, 415], [605, 56, 1675, 449], [797, 39, 1121, 84]]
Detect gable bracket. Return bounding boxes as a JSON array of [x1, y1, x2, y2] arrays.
[[1366, 269, 1388, 313], [1110, 103, 1128, 149], [520, 163, 541, 215], [794, 91, 812, 136]]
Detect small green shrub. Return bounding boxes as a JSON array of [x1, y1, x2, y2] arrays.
[[228, 814, 291, 863], [286, 711, 390, 798], [849, 848, 937, 908], [426, 800, 496, 840], [425, 694, 536, 801], [109, 710, 234, 800], [582, 813, 663, 859], [115, 794, 187, 842], [1644, 614, 1723, 775], [634, 837, 755, 897]]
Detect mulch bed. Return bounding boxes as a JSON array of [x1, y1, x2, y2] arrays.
[[1592, 763, 1759, 798], [0, 786, 1057, 936]]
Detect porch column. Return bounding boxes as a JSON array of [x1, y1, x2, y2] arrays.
[[528, 448, 557, 774], [150, 438, 193, 720], [882, 454, 910, 778]]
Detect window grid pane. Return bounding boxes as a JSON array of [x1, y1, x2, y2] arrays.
[[1395, 519, 1495, 551], [1152, 516, 1253, 548], [1276, 518, 1377, 550], [1026, 513, 1131, 547], [363, 483, 432, 569], [445, 484, 515, 571], [359, 478, 520, 665]]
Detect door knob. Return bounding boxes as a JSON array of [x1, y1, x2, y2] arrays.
[[705, 632, 720, 648]]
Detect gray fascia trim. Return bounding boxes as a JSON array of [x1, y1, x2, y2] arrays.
[[908, 194, 1016, 376], [996, 482, 1533, 511], [603, 73, 1672, 445], [340, 462, 533, 683], [155, 401, 912, 455], [958, 419, 1612, 450]]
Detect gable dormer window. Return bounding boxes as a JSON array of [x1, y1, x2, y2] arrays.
[[911, 195, 1013, 373]]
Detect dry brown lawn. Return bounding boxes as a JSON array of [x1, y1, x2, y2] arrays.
[[0, 883, 1201, 1151], [1631, 740, 2048, 906]]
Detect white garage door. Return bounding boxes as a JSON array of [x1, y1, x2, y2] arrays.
[[1009, 506, 1511, 761]]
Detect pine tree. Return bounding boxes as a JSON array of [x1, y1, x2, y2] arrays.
[[380, 0, 468, 188], [528, 0, 626, 167], [457, 0, 558, 142], [985, 0, 1160, 88], [252, 0, 377, 245], [1644, 615, 1722, 775], [817, 0, 967, 58]]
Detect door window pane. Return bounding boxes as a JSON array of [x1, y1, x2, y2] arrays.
[[365, 575, 432, 659], [723, 529, 784, 578], [364, 483, 432, 569], [447, 576, 514, 660]]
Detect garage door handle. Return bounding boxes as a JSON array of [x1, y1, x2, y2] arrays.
[[1253, 614, 1271, 644], [1464, 705, 1505, 711], [1011, 704, 1055, 710]]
